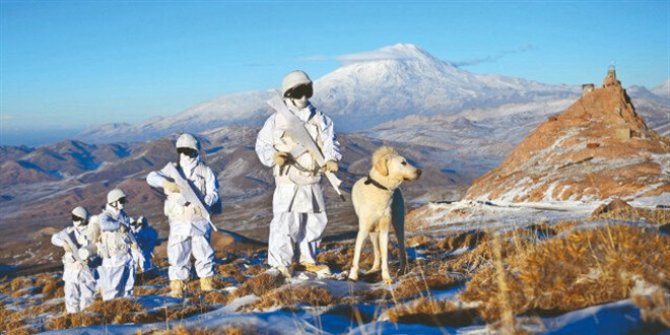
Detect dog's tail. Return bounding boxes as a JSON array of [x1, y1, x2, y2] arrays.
[[391, 189, 408, 276]]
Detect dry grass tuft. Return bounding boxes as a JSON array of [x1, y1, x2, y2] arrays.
[[386, 297, 477, 327], [591, 202, 670, 225], [46, 312, 102, 330], [40, 278, 63, 299], [436, 230, 488, 252], [218, 262, 247, 283], [234, 273, 285, 298], [203, 290, 230, 305], [461, 225, 670, 321], [10, 277, 32, 292], [247, 284, 335, 311], [406, 235, 433, 248], [446, 229, 534, 275], [1, 302, 27, 333], [633, 289, 670, 327], [317, 247, 352, 272], [393, 274, 463, 300]]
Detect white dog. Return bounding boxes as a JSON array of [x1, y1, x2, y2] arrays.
[[348, 146, 422, 284]]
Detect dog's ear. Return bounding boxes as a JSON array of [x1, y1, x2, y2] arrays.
[[374, 154, 389, 176]]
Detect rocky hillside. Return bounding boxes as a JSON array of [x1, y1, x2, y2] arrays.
[[464, 68, 670, 203]]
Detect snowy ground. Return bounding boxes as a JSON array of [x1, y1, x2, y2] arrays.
[[1, 200, 668, 335]]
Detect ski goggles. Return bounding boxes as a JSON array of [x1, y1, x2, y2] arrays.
[[284, 83, 313, 99], [72, 215, 87, 224], [177, 147, 198, 158], [116, 197, 127, 205]]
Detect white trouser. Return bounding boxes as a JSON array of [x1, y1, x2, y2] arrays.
[[268, 212, 328, 267], [63, 268, 96, 313], [168, 233, 214, 281], [98, 254, 135, 301]]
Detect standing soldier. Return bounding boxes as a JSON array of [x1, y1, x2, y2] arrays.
[[255, 70, 342, 277], [146, 133, 220, 298], [130, 216, 158, 272], [51, 206, 97, 313], [97, 188, 140, 300]]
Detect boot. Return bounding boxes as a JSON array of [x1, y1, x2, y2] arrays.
[[169, 280, 184, 298], [200, 276, 215, 292], [300, 262, 331, 276]]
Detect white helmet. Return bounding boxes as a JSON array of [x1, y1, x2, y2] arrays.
[[176, 133, 200, 151], [282, 70, 312, 97], [71, 206, 89, 226], [107, 188, 127, 204]]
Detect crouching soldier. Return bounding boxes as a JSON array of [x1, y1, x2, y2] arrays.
[[51, 206, 97, 314], [146, 133, 220, 298], [97, 188, 141, 300], [130, 216, 158, 272]]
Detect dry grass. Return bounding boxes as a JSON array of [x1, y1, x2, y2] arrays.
[[460, 225, 670, 321], [386, 297, 477, 327], [590, 204, 670, 225], [436, 230, 488, 251], [233, 273, 285, 298], [317, 247, 352, 272], [406, 235, 433, 248], [246, 284, 335, 311], [446, 228, 535, 275], [203, 290, 230, 305], [633, 289, 670, 327], [1, 302, 28, 334]]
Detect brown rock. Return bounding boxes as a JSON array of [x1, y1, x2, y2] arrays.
[[591, 198, 634, 216], [465, 69, 670, 203]]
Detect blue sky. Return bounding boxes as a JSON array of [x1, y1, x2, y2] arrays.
[[1, 1, 668, 145]]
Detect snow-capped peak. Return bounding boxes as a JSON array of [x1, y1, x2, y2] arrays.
[[336, 43, 438, 64]]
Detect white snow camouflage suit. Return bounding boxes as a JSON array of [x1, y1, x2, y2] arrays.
[[51, 226, 97, 313], [146, 158, 219, 281], [97, 205, 135, 301], [255, 100, 341, 268]]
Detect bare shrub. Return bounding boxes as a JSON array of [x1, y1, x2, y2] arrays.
[[461, 225, 670, 321]]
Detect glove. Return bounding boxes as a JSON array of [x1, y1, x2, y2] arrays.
[[322, 160, 339, 172], [78, 247, 91, 260], [163, 181, 180, 194], [191, 204, 203, 217], [273, 151, 291, 167], [63, 243, 73, 253]]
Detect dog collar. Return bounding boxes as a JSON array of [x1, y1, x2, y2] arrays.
[[364, 175, 390, 191]]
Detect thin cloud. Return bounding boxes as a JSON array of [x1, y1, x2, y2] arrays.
[[453, 43, 535, 67], [0, 114, 13, 122], [302, 47, 422, 63]]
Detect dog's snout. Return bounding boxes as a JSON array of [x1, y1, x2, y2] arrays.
[[416, 169, 422, 178]]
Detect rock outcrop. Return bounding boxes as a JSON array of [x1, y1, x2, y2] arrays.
[[465, 68, 670, 203]]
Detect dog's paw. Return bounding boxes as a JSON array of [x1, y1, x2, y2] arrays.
[[382, 272, 393, 285], [348, 270, 359, 281]]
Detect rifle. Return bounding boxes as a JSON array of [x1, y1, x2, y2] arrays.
[[267, 95, 346, 202], [61, 232, 95, 278], [163, 163, 220, 232]]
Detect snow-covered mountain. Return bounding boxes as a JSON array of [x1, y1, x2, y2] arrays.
[[77, 44, 580, 143], [651, 79, 670, 97]]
